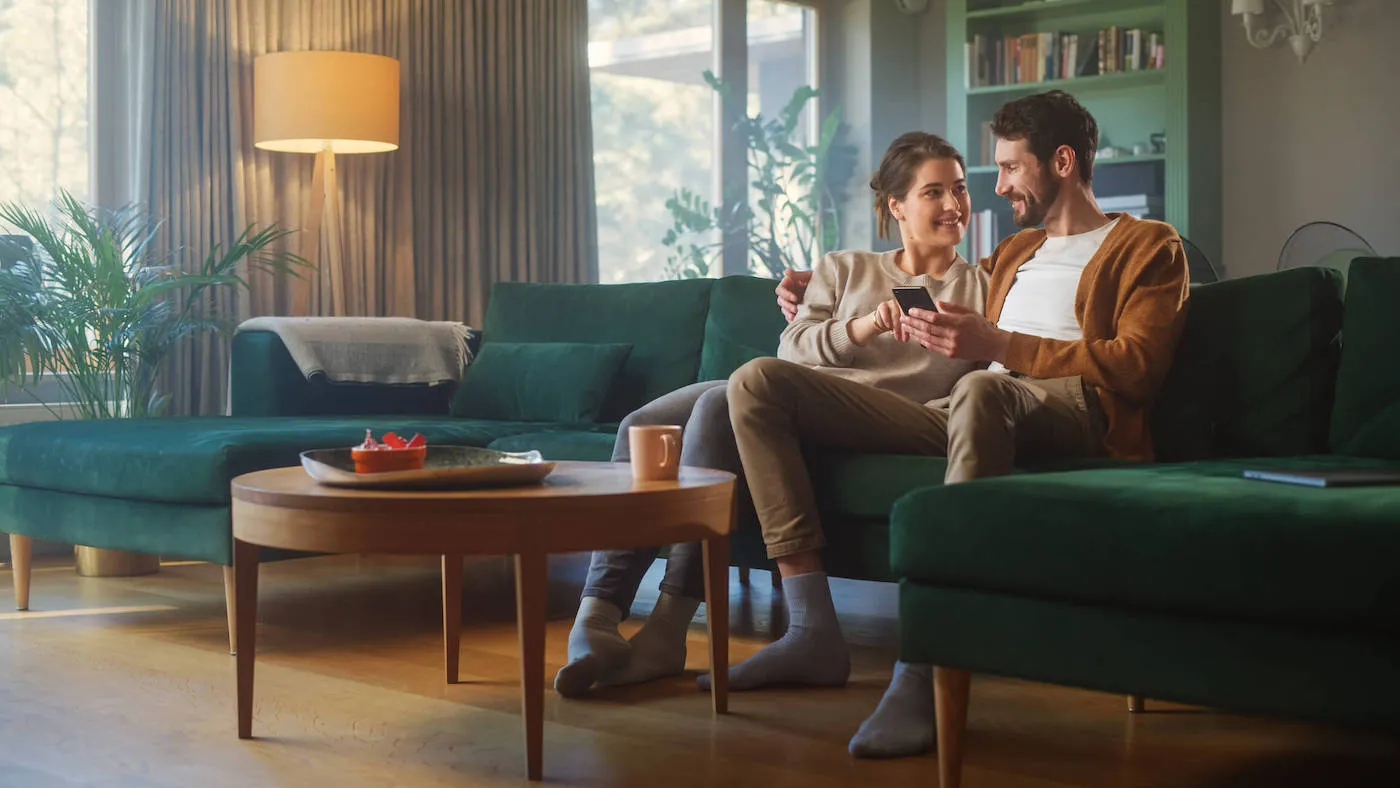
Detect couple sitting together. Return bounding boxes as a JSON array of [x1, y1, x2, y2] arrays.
[[556, 89, 1191, 758]]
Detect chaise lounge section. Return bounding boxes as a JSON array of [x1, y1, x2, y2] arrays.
[[892, 258, 1400, 787]]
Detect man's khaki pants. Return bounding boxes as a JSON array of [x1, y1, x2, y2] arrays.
[[728, 357, 1107, 559]]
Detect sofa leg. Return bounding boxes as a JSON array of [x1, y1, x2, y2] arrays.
[[223, 566, 237, 655], [1127, 694, 1145, 713], [935, 667, 971, 788], [737, 567, 750, 586], [9, 534, 31, 611]]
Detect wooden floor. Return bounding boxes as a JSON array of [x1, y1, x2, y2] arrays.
[[0, 553, 1394, 787]]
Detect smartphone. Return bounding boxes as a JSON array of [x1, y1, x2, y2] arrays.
[[892, 286, 940, 315]]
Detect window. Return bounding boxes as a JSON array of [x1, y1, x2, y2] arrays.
[[747, 0, 816, 138], [589, 0, 716, 285], [0, 0, 89, 209], [589, 0, 817, 284]]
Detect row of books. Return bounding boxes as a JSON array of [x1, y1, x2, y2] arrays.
[[1097, 193, 1163, 220], [964, 27, 1165, 88], [967, 210, 999, 264]]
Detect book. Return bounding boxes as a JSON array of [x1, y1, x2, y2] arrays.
[[1242, 469, 1400, 488], [963, 26, 1162, 88]]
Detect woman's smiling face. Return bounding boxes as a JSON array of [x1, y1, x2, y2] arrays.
[[889, 156, 970, 248]]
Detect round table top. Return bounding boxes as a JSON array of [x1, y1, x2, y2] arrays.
[[229, 462, 737, 555], [231, 461, 734, 509]]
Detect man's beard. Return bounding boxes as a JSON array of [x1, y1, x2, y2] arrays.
[[1010, 176, 1059, 228]]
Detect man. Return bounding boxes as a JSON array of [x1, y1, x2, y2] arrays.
[[727, 89, 1190, 758]]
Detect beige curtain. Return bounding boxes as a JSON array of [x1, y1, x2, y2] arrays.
[[127, 0, 597, 415], [408, 1, 599, 324], [145, 0, 245, 417]]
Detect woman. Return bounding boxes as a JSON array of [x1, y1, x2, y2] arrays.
[[555, 132, 988, 699]]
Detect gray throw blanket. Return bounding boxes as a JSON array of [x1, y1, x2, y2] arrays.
[[236, 317, 473, 384]]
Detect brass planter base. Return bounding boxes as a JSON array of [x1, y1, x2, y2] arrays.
[[74, 546, 160, 577]]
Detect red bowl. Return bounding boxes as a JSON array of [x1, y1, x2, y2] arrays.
[[350, 445, 427, 474]]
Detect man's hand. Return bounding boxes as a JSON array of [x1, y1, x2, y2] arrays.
[[902, 301, 1011, 363], [776, 268, 813, 323]]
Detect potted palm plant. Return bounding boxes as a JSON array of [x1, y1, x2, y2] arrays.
[[0, 190, 305, 419], [0, 190, 306, 574]]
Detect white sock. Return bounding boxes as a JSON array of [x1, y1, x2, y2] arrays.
[[600, 592, 700, 687], [849, 661, 935, 758], [697, 571, 849, 691], [553, 596, 629, 697]]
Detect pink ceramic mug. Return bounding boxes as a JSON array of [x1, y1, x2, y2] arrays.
[[629, 425, 682, 481]]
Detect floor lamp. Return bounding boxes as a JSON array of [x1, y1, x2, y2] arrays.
[[253, 51, 400, 316]]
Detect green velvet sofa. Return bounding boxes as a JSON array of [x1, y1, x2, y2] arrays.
[[891, 259, 1400, 786], [0, 275, 798, 632], [0, 266, 1064, 622]]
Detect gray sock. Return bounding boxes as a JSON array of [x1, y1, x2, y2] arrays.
[[554, 597, 629, 698], [697, 571, 849, 691], [849, 661, 936, 758], [600, 592, 700, 687]]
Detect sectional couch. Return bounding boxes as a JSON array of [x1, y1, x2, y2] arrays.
[[1, 260, 1395, 773]]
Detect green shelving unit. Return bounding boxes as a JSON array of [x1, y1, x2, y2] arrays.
[[946, 0, 1221, 265]]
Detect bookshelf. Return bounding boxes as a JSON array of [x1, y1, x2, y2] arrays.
[[946, 0, 1221, 266]]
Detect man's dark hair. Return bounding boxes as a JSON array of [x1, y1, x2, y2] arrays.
[[991, 90, 1098, 183]]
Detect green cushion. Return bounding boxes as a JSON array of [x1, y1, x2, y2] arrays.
[[1331, 258, 1400, 457], [481, 279, 713, 422], [451, 342, 632, 423], [487, 428, 619, 461], [809, 450, 1131, 520], [229, 330, 458, 417], [821, 518, 894, 582], [891, 455, 1400, 632], [697, 275, 785, 382], [1149, 267, 1343, 462], [899, 585, 1400, 730], [0, 416, 555, 505]]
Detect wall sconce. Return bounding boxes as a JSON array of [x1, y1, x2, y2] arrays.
[[1231, 0, 1334, 64]]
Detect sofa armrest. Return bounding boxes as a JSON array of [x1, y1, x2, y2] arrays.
[[229, 330, 470, 417]]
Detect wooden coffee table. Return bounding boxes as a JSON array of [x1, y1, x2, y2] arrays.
[[229, 461, 736, 781]]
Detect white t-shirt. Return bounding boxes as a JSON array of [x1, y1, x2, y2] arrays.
[[989, 218, 1118, 373]]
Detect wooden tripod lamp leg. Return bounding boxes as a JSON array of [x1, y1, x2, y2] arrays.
[[295, 146, 340, 316]]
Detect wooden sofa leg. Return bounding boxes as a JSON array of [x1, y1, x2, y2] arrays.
[[9, 534, 31, 611], [737, 566, 750, 586], [1127, 694, 1145, 713], [223, 566, 237, 655], [935, 667, 971, 788]]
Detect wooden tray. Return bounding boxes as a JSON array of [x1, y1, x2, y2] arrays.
[[300, 446, 556, 490]]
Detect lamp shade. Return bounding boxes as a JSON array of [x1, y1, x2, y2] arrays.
[[254, 51, 399, 154], [1232, 0, 1265, 14]]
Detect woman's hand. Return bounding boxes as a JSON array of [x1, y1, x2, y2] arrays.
[[849, 299, 908, 345], [871, 299, 908, 339]]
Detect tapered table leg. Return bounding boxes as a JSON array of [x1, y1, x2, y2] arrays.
[[514, 551, 546, 781], [223, 566, 237, 655], [235, 539, 260, 739], [702, 535, 730, 714], [443, 554, 462, 684]]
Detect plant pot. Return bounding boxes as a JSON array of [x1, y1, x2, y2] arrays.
[[74, 546, 160, 577]]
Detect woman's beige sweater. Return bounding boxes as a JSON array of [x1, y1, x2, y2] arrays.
[[779, 248, 990, 404]]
